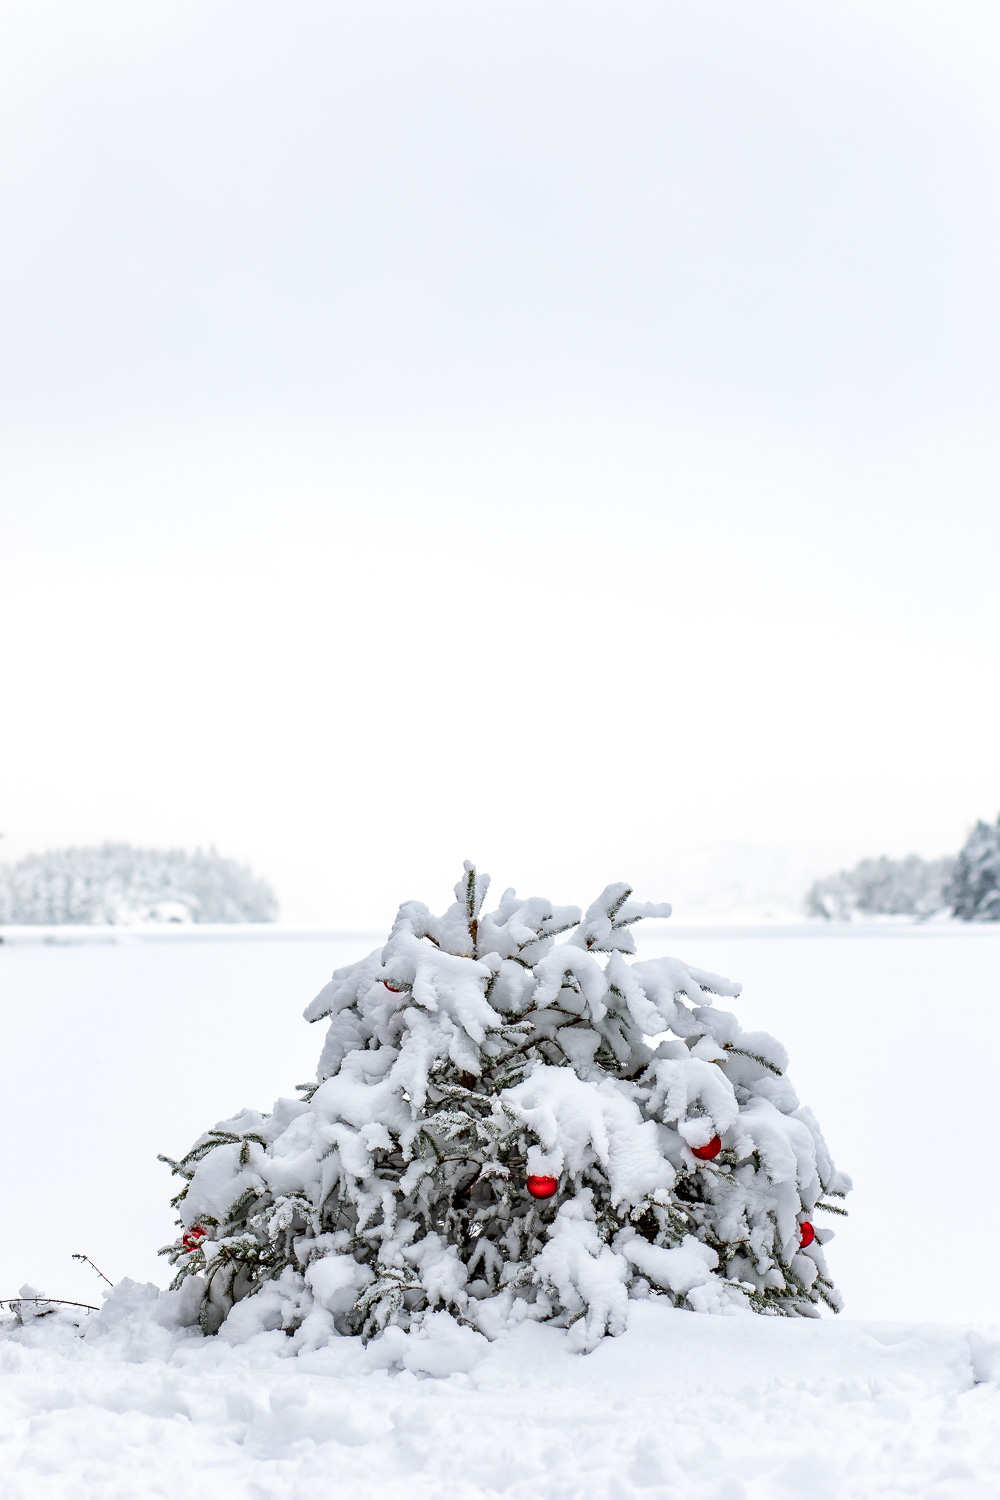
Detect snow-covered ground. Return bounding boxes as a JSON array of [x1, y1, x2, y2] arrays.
[[5, 1286, 1000, 1498], [3, 922, 1000, 1496]]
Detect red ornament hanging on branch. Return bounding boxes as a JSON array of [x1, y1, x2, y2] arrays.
[[690, 1135, 722, 1161], [182, 1226, 207, 1253], [799, 1221, 815, 1248], [383, 982, 404, 993], [526, 1175, 559, 1199]]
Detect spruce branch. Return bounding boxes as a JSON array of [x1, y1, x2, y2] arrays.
[[722, 1045, 783, 1076]]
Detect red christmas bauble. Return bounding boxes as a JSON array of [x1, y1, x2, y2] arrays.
[[383, 982, 404, 993], [690, 1135, 722, 1161], [799, 1221, 815, 1248], [526, 1175, 559, 1198], [182, 1226, 206, 1252]]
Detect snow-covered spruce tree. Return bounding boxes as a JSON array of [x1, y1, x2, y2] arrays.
[[0, 843, 277, 925], [946, 816, 1000, 922], [806, 853, 952, 921], [161, 866, 850, 1350]]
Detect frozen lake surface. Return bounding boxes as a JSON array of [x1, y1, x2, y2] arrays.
[[2, 921, 999, 1322]]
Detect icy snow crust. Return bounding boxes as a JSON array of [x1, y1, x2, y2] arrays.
[[160, 869, 850, 1350], [4, 1288, 1000, 1500]]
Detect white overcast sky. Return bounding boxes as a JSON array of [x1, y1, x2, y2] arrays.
[[2, 1, 999, 924]]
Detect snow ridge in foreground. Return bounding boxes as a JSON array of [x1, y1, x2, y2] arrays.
[[3, 1281, 1000, 1500]]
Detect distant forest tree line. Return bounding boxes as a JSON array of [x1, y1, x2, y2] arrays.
[[0, 844, 278, 925], [806, 813, 1000, 922]]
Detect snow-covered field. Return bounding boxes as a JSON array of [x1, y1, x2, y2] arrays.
[[3, 922, 1000, 1496], [6, 1289, 1000, 1500]]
